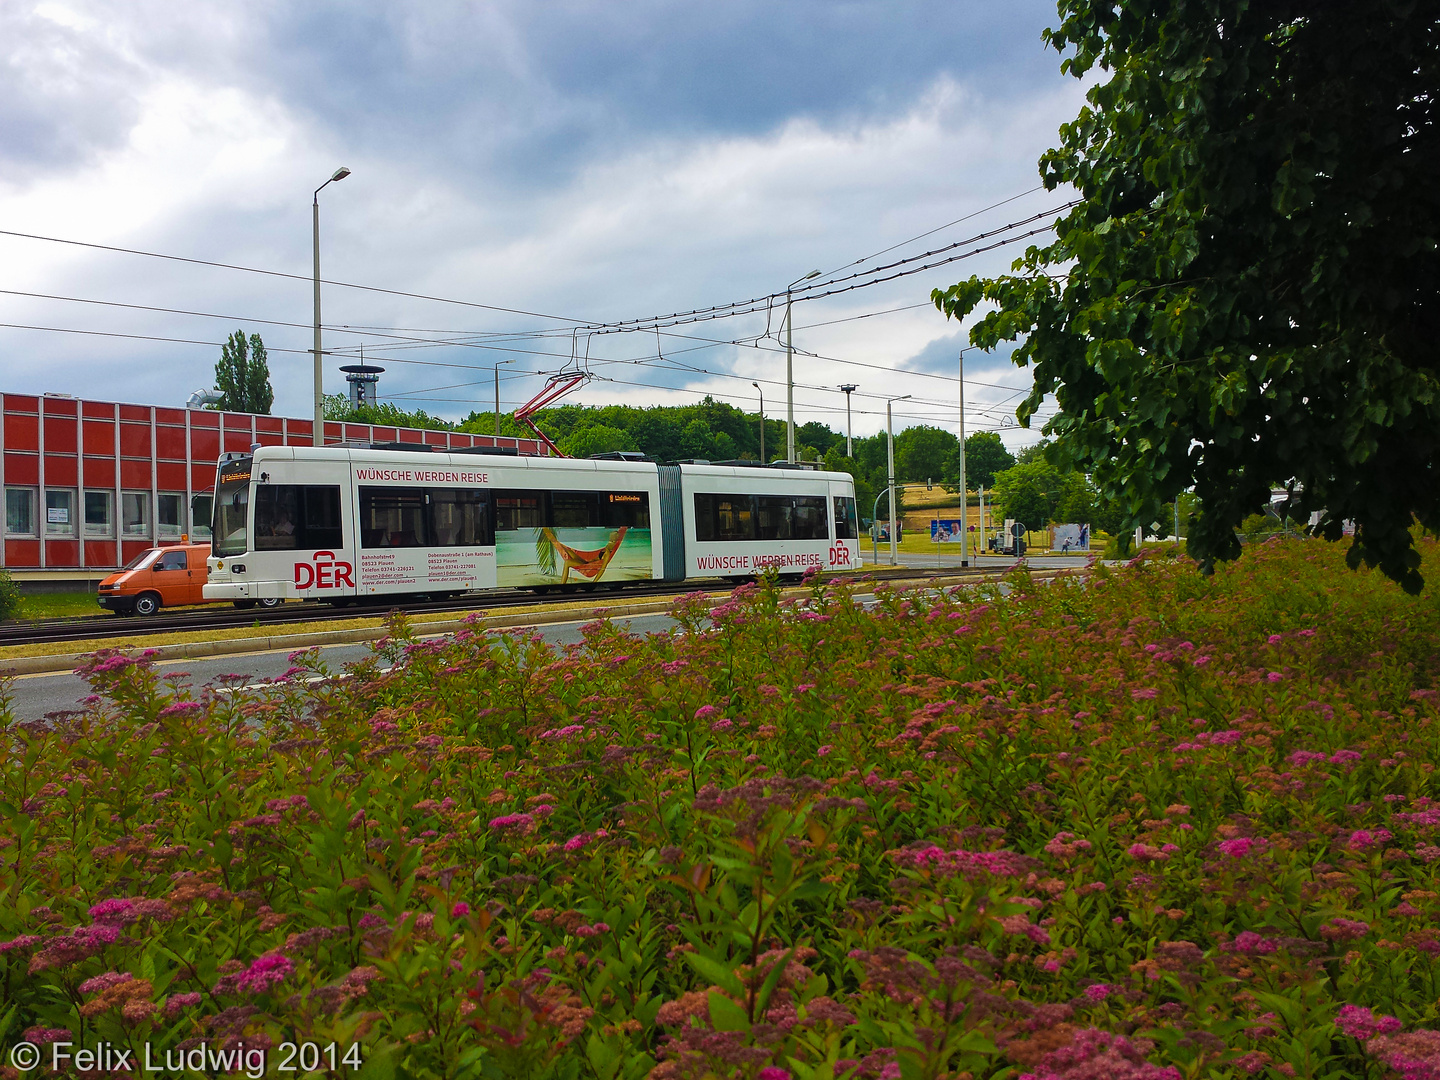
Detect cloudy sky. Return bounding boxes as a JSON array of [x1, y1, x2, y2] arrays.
[[0, 1, 1085, 447]]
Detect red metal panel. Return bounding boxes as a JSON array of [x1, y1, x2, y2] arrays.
[[424, 430, 446, 446], [45, 455, 78, 486], [120, 459, 151, 488], [344, 424, 369, 441], [42, 396, 78, 417], [156, 407, 184, 425], [119, 405, 150, 422], [4, 538, 39, 568], [192, 463, 217, 491], [188, 410, 219, 429], [220, 411, 252, 431], [190, 427, 220, 463], [84, 457, 116, 487], [223, 429, 252, 452], [82, 400, 115, 419], [120, 423, 152, 457], [155, 425, 187, 459], [255, 431, 283, 446], [5, 394, 40, 414], [323, 422, 342, 444], [285, 419, 313, 444], [157, 460, 186, 489], [43, 416, 78, 453], [371, 426, 397, 441], [83, 419, 116, 455], [256, 416, 283, 434], [121, 540, 152, 564], [45, 539, 79, 567], [451, 433, 474, 447], [397, 429, 423, 443], [4, 412, 38, 451], [86, 540, 117, 567], [4, 453, 38, 484]]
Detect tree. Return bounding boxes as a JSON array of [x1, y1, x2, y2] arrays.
[[324, 395, 454, 431], [933, 0, 1440, 593], [561, 424, 638, 458], [895, 425, 958, 485], [991, 461, 1066, 529], [962, 432, 1016, 489], [213, 331, 274, 414]]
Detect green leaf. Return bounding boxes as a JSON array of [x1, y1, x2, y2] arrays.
[[683, 951, 746, 998]]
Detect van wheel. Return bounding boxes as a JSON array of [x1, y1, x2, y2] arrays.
[[233, 600, 257, 609], [258, 597, 282, 609], [133, 592, 162, 617]]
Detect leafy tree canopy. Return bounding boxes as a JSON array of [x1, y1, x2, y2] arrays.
[[323, 396, 454, 431], [895, 425, 959, 486], [213, 331, 274, 415], [963, 431, 1016, 490], [933, 0, 1440, 593]]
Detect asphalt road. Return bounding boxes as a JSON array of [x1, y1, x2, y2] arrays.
[[8, 611, 681, 722]]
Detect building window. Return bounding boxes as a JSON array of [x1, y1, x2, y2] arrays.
[[5, 488, 36, 536], [158, 493, 184, 538], [190, 493, 213, 540], [45, 489, 75, 535], [85, 491, 114, 536], [122, 492, 150, 537]]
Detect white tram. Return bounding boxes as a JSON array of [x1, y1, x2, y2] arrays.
[[203, 445, 860, 604]]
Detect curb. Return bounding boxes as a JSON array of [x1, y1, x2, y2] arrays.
[[0, 567, 1062, 678]]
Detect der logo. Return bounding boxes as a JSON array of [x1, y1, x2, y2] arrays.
[[294, 551, 354, 590], [828, 541, 853, 566]]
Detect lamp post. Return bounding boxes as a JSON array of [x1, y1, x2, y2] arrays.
[[785, 269, 820, 462], [494, 359, 515, 438], [752, 382, 765, 463], [886, 394, 911, 566], [839, 384, 858, 457], [957, 348, 968, 568], [312, 166, 351, 447]]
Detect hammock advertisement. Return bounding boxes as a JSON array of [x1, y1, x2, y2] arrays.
[[496, 526, 654, 587]]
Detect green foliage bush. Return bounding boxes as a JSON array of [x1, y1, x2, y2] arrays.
[[3, 540, 1438, 1078], [0, 568, 20, 621]]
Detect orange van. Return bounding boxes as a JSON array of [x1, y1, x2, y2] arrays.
[[97, 542, 282, 616]]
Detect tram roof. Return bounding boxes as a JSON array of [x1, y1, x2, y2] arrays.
[[245, 444, 853, 483]]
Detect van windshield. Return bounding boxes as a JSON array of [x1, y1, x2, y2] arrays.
[[214, 484, 250, 557], [122, 549, 161, 571]]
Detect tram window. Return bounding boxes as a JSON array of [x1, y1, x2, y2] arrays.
[[494, 492, 542, 532], [431, 490, 490, 546], [359, 488, 429, 548], [601, 492, 650, 529], [551, 492, 595, 529], [833, 495, 858, 540], [256, 485, 344, 550], [693, 493, 756, 542], [791, 495, 830, 540]]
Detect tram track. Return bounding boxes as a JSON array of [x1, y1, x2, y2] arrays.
[[0, 566, 1000, 650]]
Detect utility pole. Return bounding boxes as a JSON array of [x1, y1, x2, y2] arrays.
[[494, 359, 514, 437], [312, 166, 351, 447], [784, 270, 819, 462], [958, 349, 968, 568], [752, 382, 765, 463], [839, 384, 858, 457], [886, 394, 910, 566]]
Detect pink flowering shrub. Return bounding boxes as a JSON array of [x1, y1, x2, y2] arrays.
[[0, 539, 1438, 1078]]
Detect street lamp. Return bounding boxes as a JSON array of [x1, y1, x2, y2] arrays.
[[752, 382, 765, 463], [312, 166, 351, 447], [494, 359, 515, 438], [839, 384, 858, 457], [886, 394, 911, 566], [785, 269, 820, 462]]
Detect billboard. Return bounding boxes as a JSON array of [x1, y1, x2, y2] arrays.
[[930, 519, 968, 543], [1052, 523, 1090, 552]]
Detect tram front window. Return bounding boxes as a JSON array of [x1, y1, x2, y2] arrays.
[[213, 485, 249, 557]]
